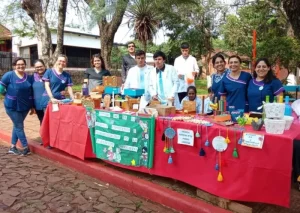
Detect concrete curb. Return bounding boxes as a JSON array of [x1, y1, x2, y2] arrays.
[[0, 129, 230, 213]]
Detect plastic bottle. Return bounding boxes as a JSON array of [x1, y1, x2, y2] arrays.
[[82, 82, 89, 96], [265, 95, 270, 103], [284, 96, 292, 116]]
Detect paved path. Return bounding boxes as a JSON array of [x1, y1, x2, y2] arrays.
[[0, 144, 177, 213]]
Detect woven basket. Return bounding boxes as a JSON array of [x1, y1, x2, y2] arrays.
[[283, 116, 294, 130], [264, 118, 286, 134], [264, 103, 285, 119]]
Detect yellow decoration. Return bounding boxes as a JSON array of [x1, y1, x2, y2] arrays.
[[217, 172, 223, 182], [245, 114, 259, 125], [131, 159, 136, 166], [210, 103, 218, 111], [225, 128, 230, 143]]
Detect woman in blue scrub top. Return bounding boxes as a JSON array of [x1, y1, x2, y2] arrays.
[[211, 53, 230, 101], [247, 58, 284, 112], [0, 57, 33, 156], [41, 54, 74, 107], [32, 59, 47, 124], [219, 55, 252, 112]]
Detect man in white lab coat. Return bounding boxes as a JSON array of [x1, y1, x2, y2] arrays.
[[123, 50, 152, 100], [149, 51, 179, 108], [174, 42, 199, 102]]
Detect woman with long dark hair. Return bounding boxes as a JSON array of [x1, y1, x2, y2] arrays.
[[247, 58, 284, 112]]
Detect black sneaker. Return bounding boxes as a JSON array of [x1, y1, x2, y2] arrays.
[[21, 147, 31, 156], [8, 146, 21, 155]]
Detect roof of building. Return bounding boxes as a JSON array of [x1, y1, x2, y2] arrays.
[[0, 24, 12, 40]]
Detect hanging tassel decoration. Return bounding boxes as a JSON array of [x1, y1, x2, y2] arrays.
[[205, 125, 210, 146], [238, 130, 243, 144], [161, 119, 166, 141], [195, 124, 201, 138], [169, 138, 175, 153], [233, 148, 239, 158], [165, 138, 170, 153], [199, 148, 206, 156], [217, 172, 223, 182], [215, 163, 219, 170], [168, 155, 173, 164], [217, 152, 223, 182], [225, 127, 230, 143]]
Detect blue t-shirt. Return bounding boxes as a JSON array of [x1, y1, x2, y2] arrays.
[[219, 71, 252, 112], [0, 71, 33, 111], [32, 72, 46, 110], [211, 68, 230, 101], [41, 68, 73, 108], [247, 78, 284, 112]]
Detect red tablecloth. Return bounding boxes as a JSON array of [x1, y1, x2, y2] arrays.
[[40, 104, 300, 207], [40, 104, 96, 159]]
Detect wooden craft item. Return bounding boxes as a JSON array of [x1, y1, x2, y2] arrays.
[[103, 76, 122, 87], [152, 105, 176, 116], [92, 85, 104, 94], [114, 95, 129, 110], [74, 92, 82, 99], [214, 114, 231, 122], [127, 96, 140, 112], [72, 99, 82, 106], [103, 94, 111, 109], [149, 100, 161, 107], [183, 100, 196, 113]]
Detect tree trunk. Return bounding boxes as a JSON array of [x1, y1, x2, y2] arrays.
[[283, 0, 300, 39], [22, 0, 68, 67], [86, 0, 129, 71]]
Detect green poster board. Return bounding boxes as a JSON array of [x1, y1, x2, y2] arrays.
[[92, 110, 155, 168]]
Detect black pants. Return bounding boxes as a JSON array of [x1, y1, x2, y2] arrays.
[[178, 92, 187, 103], [36, 110, 44, 126], [293, 140, 300, 182]]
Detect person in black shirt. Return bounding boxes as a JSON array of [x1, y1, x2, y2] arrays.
[[84, 54, 111, 92]]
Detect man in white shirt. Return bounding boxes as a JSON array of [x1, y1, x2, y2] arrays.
[[149, 51, 179, 107], [123, 50, 152, 100], [174, 42, 199, 102]]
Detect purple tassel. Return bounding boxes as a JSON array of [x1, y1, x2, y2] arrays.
[[215, 163, 219, 170]]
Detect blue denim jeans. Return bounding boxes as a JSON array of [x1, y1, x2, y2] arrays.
[[5, 108, 29, 147]]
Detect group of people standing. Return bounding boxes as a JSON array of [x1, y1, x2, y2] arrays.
[[0, 55, 74, 155]]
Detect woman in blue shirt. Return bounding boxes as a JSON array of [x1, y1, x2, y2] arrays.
[[211, 53, 230, 101], [219, 55, 252, 112], [41, 54, 74, 108], [247, 58, 284, 112], [32, 59, 47, 124], [0, 57, 33, 155]]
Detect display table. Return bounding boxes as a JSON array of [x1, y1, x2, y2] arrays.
[[40, 104, 300, 207]]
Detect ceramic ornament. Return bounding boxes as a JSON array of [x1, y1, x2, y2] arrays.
[[212, 136, 228, 152]]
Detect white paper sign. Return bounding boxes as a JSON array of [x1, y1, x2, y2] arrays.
[[52, 103, 59, 112], [241, 132, 264, 149], [177, 128, 194, 146]]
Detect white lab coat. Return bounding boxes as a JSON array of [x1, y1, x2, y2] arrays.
[[148, 64, 180, 109], [174, 55, 199, 93], [123, 65, 153, 100]]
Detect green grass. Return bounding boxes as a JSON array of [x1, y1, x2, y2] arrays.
[[195, 79, 208, 95], [71, 79, 208, 95]]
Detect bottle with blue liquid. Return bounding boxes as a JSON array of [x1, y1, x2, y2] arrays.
[[284, 96, 292, 116], [82, 82, 89, 97]]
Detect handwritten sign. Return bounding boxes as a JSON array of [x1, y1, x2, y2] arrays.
[[177, 129, 194, 146], [241, 132, 264, 149]]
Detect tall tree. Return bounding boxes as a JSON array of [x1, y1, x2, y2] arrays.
[[21, 0, 68, 67], [84, 0, 129, 70], [282, 0, 300, 38]]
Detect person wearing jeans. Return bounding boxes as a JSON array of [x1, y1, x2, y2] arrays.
[[0, 57, 33, 156]]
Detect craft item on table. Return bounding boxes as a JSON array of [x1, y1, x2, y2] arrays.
[[52, 103, 59, 112], [103, 76, 122, 87], [161, 119, 166, 141], [204, 125, 210, 147], [292, 99, 300, 120], [139, 108, 159, 117], [232, 128, 239, 158], [264, 118, 286, 134], [230, 110, 242, 122], [149, 100, 161, 107], [225, 127, 230, 143], [236, 116, 247, 127], [172, 116, 193, 122], [264, 102, 285, 119], [182, 100, 196, 113], [82, 99, 95, 109], [251, 118, 264, 131], [195, 123, 201, 138], [212, 129, 228, 182], [249, 111, 263, 119], [283, 116, 294, 130], [214, 113, 231, 122], [210, 102, 218, 111], [60, 98, 72, 104], [150, 105, 176, 116], [124, 88, 145, 97], [104, 86, 121, 95], [103, 94, 111, 109], [92, 85, 105, 94], [127, 96, 140, 112]]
